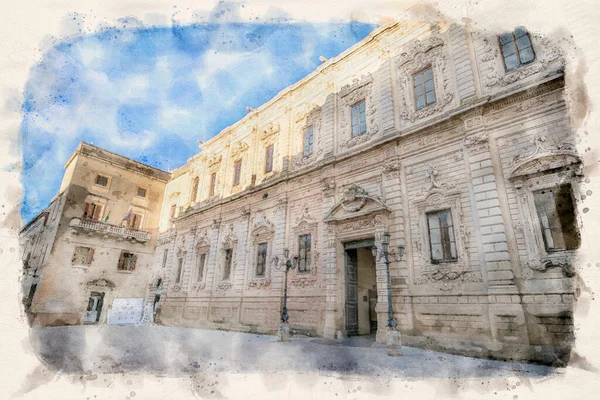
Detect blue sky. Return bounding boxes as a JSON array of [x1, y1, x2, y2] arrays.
[[20, 21, 376, 222]]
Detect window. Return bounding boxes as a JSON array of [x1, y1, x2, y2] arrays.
[[533, 185, 580, 252], [499, 27, 535, 71], [256, 242, 267, 277], [83, 202, 103, 221], [169, 204, 177, 220], [351, 101, 366, 136], [303, 127, 314, 157], [162, 249, 169, 269], [190, 177, 199, 203], [196, 253, 206, 282], [426, 210, 457, 263], [265, 145, 274, 173], [136, 187, 147, 198], [223, 249, 232, 280], [117, 252, 137, 272], [233, 160, 242, 186], [72, 246, 94, 266], [129, 213, 143, 230], [95, 175, 109, 187], [209, 173, 217, 197], [298, 234, 311, 273], [175, 253, 186, 283], [413, 67, 436, 109]]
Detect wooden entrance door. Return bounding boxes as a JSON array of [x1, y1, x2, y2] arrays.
[[345, 248, 359, 336]]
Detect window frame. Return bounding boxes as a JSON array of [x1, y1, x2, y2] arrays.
[[297, 234, 312, 273], [83, 202, 104, 221], [265, 144, 274, 174], [190, 176, 199, 203], [350, 100, 367, 137], [136, 187, 148, 198], [302, 127, 314, 158], [233, 160, 242, 186], [498, 27, 536, 72], [222, 248, 233, 280], [117, 251, 137, 272], [425, 209, 458, 264], [209, 173, 217, 197], [255, 242, 268, 277], [412, 66, 436, 110], [94, 174, 110, 188], [72, 246, 95, 267]]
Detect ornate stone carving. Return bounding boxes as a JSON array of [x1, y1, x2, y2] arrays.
[[294, 205, 317, 230], [510, 132, 578, 175], [191, 282, 206, 291], [195, 229, 210, 248], [230, 141, 249, 158], [294, 106, 323, 168], [252, 214, 274, 236], [248, 278, 272, 289], [464, 132, 489, 155], [222, 224, 237, 249], [381, 158, 400, 176], [321, 178, 336, 197], [338, 73, 379, 149], [211, 218, 221, 230], [527, 258, 575, 278], [260, 122, 280, 141], [217, 281, 233, 290], [341, 185, 369, 212], [339, 214, 383, 232], [395, 36, 454, 123], [207, 154, 222, 168], [479, 33, 564, 93]]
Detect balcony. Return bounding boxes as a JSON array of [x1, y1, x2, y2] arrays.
[[69, 218, 151, 243], [157, 229, 175, 245]]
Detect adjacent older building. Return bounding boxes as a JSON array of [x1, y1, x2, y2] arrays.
[[21, 20, 582, 365], [20, 143, 170, 326]]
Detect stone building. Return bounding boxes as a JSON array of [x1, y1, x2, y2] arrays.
[[154, 20, 580, 364], [20, 143, 170, 326], [21, 19, 582, 364]]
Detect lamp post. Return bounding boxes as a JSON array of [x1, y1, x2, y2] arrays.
[[371, 232, 405, 356], [273, 249, 298, 341]]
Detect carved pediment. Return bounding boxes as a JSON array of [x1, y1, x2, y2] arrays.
[[86, 278, 116, 289], [230, 141, 249, 158], [510, 134, 580, 178], [260, 122, 280, 140], [324, 185, 390, 222]]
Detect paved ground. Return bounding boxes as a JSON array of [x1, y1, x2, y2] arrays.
[[27, 325, 555, 379]]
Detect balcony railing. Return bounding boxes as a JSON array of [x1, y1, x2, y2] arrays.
[[70, 218, 151, 242], [157, 229, 175, 245]]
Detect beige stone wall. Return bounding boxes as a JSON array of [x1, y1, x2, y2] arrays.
[[155, 21, 577, 363], [22, 144, 169, 326]]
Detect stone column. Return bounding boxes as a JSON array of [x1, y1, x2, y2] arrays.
[[321, 175, 338, 339]]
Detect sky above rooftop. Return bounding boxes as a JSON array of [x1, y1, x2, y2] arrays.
[[20, 18, 376, 222]]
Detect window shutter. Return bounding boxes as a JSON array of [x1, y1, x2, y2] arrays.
[[84, 203, 93, 219], [92, 204, 102, 221], [118, 253, 124, 270], [131, 254, 138, 271], [87, 248, 95, 265]]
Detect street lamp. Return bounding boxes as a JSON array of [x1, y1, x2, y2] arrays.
[[273, 249, 298, 341], [371, 232, 405, 356]]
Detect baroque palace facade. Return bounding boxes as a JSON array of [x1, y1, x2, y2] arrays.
[[21, 20, 582, 364]]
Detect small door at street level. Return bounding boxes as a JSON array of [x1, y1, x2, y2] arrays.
[[344, 239, 377, 337], [83, 292, 104, 323]]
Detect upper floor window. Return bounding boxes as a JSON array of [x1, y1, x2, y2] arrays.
[[499, 27, 535, 71], [256, 242, 267, 277], [265, 145, 274, 173], [95, 174, 109, 187], [196, 253, 207, 282], [233, 160, 242, 186], [533, 185, 580, 252], [190, 177, 199, 203], [351, 101, 366, 137], [72, 246, 94, 266], [413, 67, 436, 110], [117, 251, 137, 272], [83, 202, 103, 221], [162, 249, 169, 269], [426, 209, 457, 263], [298, 234, 311, 273], [209, 173, 217, 197], [303, 127, 314, 157], [175, 253, 185, 283], [169, 204, 177, 220], [136, 187, 147, 198], [129, 212, 143, 230], [223, 249, 233, 280]]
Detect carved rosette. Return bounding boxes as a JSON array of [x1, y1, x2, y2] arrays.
[[217, 281, 233, 291], [338, 73, 379, 149], [248, 278, 272, 289], [191, 282, 206, 292], [395, 36, 454, 124], [341, 185, 369, 212]]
